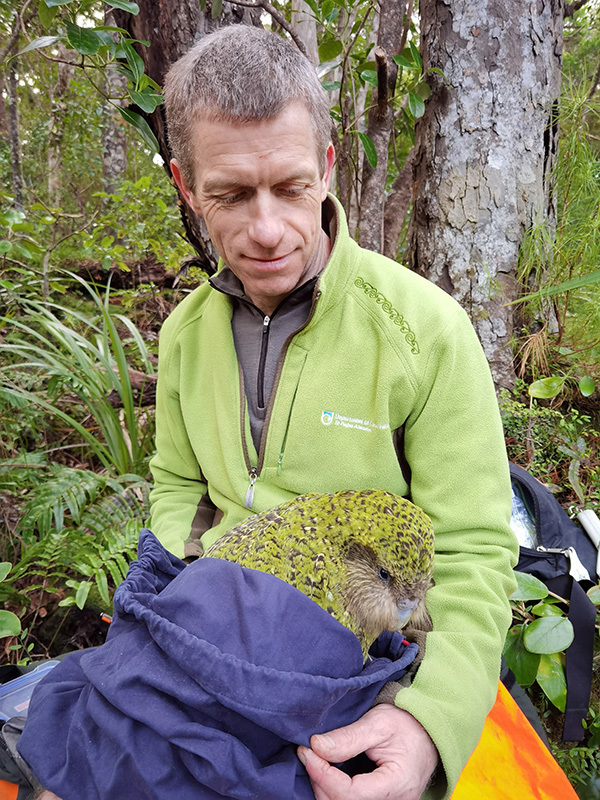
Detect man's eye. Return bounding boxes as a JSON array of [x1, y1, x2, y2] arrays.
[[280, 186, 304, 197], [220, 193, 243, 205]]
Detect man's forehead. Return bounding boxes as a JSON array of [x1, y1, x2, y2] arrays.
[[189, 106, 323, 188]]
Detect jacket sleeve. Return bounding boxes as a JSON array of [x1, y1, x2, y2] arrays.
[[392, 305, 519, 799], [148, 328, 212, 560]]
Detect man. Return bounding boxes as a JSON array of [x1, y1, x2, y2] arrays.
[[149, 24, 518, 800]]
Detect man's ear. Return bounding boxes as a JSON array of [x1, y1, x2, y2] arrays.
[[171, 159, 202, 216], [321, 143, 336, 200]]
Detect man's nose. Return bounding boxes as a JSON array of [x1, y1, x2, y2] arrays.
[[247, 192, 285, 249]]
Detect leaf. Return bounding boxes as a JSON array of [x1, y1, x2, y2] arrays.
[[0, 562, 11, 581], [509, 571, 548, 601], [360, 70, 378, 87], [16, 35, 60, 57], [531, 599, 563, 617], [357, 132, 377, 169], [117, 108, 159, 153], [414, 81, 431, 100], [122, 38, 145, 88], [106, 0, 139, 13], [579, 375, 595, 397], [75, 580, 92, 610], [38, 1, 59, 28], [321, 81, 341, 92], [536, 652, 567, 711], [408, 92, 426, 119], [95, 569, 110, 605], [409, 41, 422, 71], [587, 585, 600, 605], [568, 459, 586, 506], [393, 54, 418, 70], [319, 39, 343, 63], [65, 22, 102, 55], [503, 625, 540, 686], [0, 610, 21, 638], [303, 0, 320, 15], [128, 88, 163, 113], [42, 0, 75, 5], [211, 0, 222, 18], [0, 241, 12, 254], [510, 268, 600, 304], [523, 616, 574, 654], [528, 376, 565, 399]]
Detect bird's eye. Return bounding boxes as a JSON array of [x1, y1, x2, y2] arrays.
[[378, 567, 390, 582]]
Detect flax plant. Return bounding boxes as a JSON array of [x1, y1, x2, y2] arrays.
[[0, 273, 155, 477]]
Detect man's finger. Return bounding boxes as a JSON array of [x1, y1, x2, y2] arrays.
[[309, 705, 399, 762], [298, 746, 398, 800], [298, 746, 352, 800]]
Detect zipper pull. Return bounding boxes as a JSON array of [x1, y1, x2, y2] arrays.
[[244, 467, 258, 509], [537, 545, 591, 582]]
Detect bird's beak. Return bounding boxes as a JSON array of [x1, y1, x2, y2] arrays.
[[395, 599, 419, 629]]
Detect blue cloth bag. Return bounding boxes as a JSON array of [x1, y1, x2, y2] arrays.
[[18, 530, 418, 799]]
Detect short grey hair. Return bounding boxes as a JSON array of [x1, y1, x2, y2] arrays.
[[163, 25, 333, 190]]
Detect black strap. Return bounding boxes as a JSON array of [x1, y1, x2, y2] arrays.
[[546, 576, 596, 742]]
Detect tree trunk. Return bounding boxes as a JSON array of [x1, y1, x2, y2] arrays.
[[409, 0, 563, 389], [0, 75, 8, 139], [357, 0, 407, 253], [112, 0, 262, 274], [102, 10, 128, 196], [290, 0, 319, 66], [48, 44, 74, 204], [382, 148, 414, 260], [8, 58, 23, 209]]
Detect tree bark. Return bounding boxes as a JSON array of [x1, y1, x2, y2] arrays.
[[48, 44, 75, 204], [0, 75, 8, 139], [357, 0, 407, 253], [409, 0, 564, 389], [112, 0, 262, 274], [102, 9, 128, 196], [8, 58, 23, 209], [290, 0, 319, 66], [383, 148, 414, 260]]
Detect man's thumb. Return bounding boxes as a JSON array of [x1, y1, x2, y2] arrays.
[[310, 717, 374, 762]]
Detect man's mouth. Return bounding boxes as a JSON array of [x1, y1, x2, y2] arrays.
[[245, 253, 291, 269]]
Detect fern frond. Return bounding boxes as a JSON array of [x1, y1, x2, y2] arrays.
[[17, 466, 116, 541]]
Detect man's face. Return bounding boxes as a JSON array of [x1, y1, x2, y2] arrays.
[[171, 103, 335, 315]]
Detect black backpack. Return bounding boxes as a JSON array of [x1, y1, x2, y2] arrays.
[[509, 462, 598, 742]]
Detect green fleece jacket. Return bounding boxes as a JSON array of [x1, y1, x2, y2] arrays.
[[149, 196, 518, 798]]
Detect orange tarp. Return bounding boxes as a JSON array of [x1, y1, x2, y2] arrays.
[[451, 682, 578, 799], [0, 779, 18, 800]]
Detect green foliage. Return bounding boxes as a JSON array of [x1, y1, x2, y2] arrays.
[[504, 572, 573, 711], [0, 272, 155, 475], [0, 564, 22, 639], [71, 175, 197, 272], [500, 387, 600, 504], [0, 457, 146, 657], [515, 82, 600, 400], [18, 0, 161, 152], [308, 0, 436, 207]]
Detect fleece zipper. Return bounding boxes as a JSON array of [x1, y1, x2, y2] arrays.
[[241, 285, 322, 508]]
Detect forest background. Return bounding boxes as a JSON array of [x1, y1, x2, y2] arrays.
[[1, 0, 600, 795]]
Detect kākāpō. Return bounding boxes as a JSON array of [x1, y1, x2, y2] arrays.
[[204, 489, 434, 659]]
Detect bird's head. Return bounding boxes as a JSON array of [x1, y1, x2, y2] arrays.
[[333, 490, 435, 644]]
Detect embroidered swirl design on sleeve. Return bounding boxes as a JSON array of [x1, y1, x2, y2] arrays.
[[354, 277, 420, 355]]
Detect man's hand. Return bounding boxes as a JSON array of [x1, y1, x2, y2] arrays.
[[297, 704, 439, 800]]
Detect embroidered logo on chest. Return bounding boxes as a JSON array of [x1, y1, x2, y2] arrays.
[[354, 276, 420, 355]]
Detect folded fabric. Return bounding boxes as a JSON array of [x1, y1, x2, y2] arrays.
[[18, 530, 417, 800]]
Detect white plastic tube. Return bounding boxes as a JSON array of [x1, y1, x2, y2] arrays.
[[577, 508, 600, 578]]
